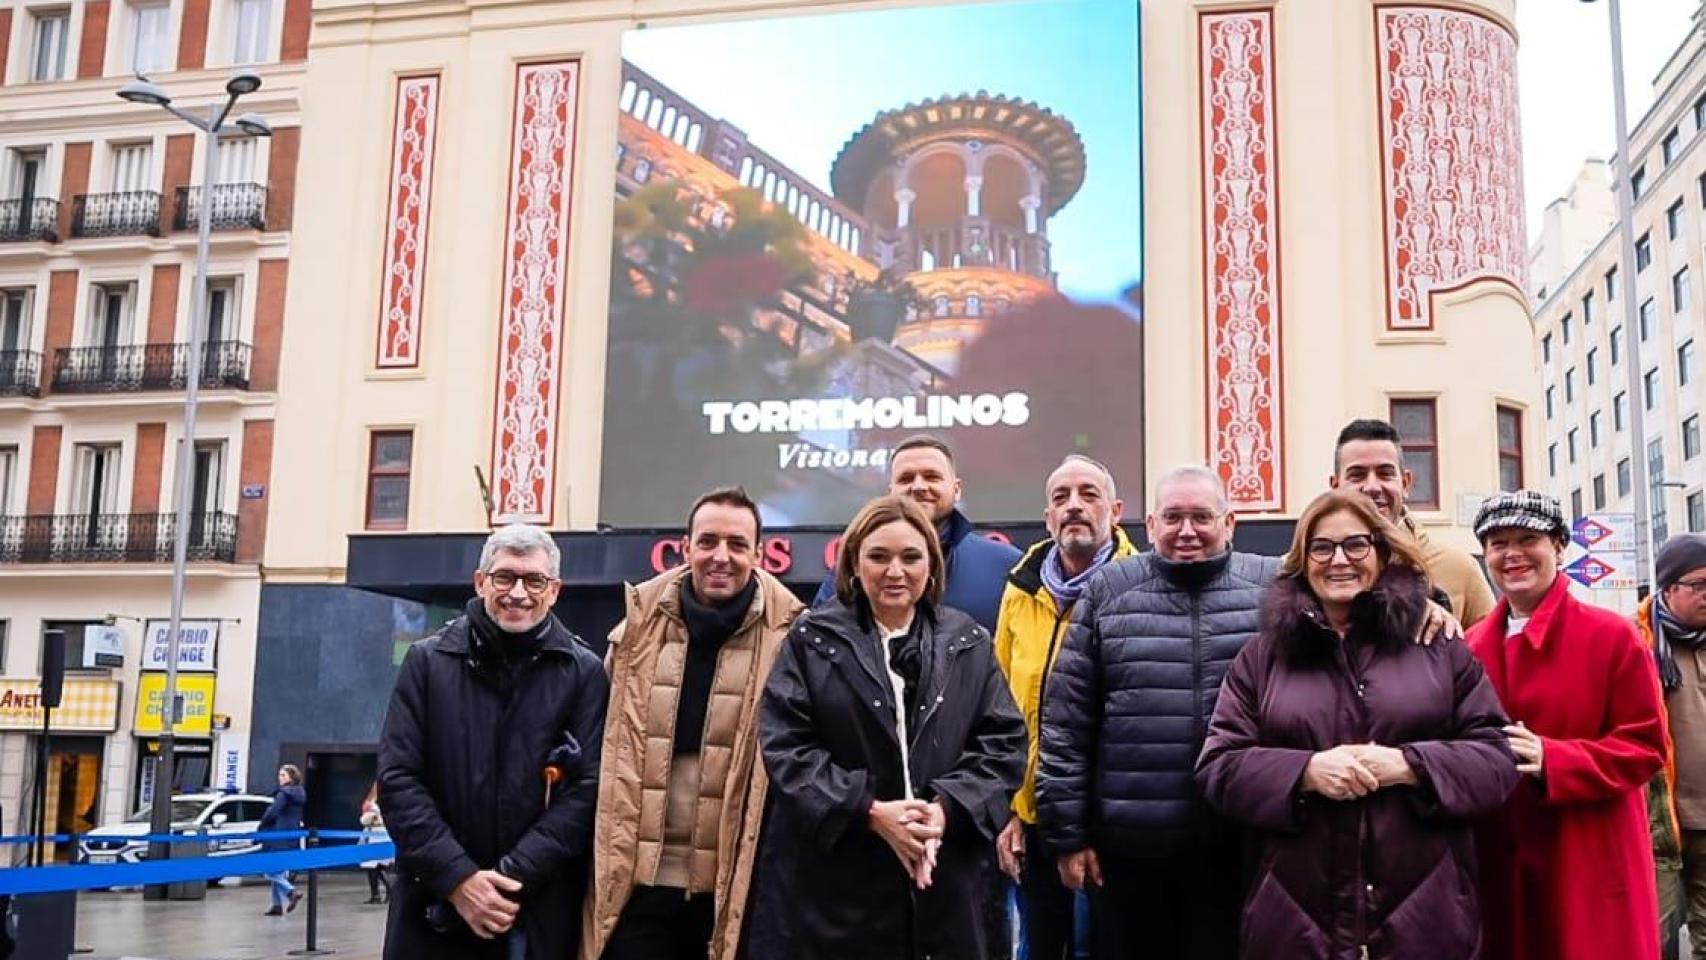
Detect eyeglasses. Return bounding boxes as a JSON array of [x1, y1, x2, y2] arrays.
[[486, 571, 558, 594], [1157, 509, 1224, 529], [1305, 534, 1378, 564], [1673, 578, 1706, 597]]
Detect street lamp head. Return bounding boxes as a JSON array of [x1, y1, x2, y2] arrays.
[[117, 79, 172, 107], [234, 113, 273, 138], [225, 71, 263, 97]]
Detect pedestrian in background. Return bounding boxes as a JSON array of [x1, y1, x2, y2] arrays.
[[360, 781, 392, 906], [260, 764, 306, 917]]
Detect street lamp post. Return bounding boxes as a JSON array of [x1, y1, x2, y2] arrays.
[[116, 72, 271, 894], [1589, 0, 1665, 593]]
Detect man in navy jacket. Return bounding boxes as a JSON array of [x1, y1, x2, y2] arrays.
[[813, 434, 1019, 633]]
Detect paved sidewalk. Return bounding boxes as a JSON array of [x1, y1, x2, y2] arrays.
[[76, 872, 385, 960]]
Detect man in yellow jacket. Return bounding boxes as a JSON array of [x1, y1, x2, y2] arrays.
[[993, 455, 1139, 960]]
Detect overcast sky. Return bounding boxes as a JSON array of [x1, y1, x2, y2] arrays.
[[1520, 0, 1700, 231]]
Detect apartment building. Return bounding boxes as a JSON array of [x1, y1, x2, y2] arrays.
[[1531, 4, 1706, 562], [0, 0, 304, 855]]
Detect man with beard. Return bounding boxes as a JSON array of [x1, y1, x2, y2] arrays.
[[815, 435, 1020, 633], [994, 455, 1138, 959], [1329, 418, 1495, 627], [380, 524, 609, 960], [1637, 534, 1706, 960], [581, 487, 802, 960]]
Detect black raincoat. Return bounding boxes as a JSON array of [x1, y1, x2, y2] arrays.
[[755, 599, 1025, 960]]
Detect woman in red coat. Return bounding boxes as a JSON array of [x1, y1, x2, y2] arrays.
[[1466, 491, 1668, 960]]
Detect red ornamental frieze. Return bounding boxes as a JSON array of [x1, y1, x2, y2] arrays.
[[1378, 6, 1527, 330], [1201, 10, 1284, 512], [376, 75, 441, 368], [491, 61, 580, 524]]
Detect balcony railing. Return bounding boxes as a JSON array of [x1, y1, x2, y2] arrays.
[[0, 198, 59, 242], [51, 341, 251, 393], [174, 183, 267, 232], [0, 350, 42, 397], [0, 512, 238, 563], [70, 191, 162, 239]]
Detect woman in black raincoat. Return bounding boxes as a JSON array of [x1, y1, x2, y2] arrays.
[[758, 494, 1026, 960]]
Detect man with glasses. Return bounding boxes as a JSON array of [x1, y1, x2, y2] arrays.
[[380, 523, 609, 960], [1036, 465, 1268, 960], [1038, 465, 1454, 959], [581, 487, 802, 960], [1638, 533, 1706, 960]]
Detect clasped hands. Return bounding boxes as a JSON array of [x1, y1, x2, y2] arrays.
[[869, 798, 946, 889], [1301, 743, 1419, 801]]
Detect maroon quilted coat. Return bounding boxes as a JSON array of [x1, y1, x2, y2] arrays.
[[1196, 566, 1518, 960]]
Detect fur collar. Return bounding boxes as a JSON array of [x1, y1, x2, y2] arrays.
[[1261, 563, 1431, 663]]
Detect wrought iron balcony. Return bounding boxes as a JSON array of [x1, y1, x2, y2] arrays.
[[70, 191, 162, 238], [0, 350, 42, 397], [51, 341, 251, 393], [0, 198, 59, 242], [173, 183, 267, 232], [0, 512, 238, 564]]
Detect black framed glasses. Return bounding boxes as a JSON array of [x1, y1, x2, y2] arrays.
[[1305, 534, 1378, 564], [1674, 578, 1706, 597], [486, 571, 558, 594]]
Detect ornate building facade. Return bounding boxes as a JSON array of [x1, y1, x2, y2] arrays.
[[248, 0, 1536, 797]]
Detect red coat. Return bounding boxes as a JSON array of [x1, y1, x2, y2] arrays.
[[1467, 574, 1667, 960]]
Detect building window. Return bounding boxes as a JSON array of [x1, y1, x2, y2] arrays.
[[1646, 368, 1662, 411], [1687, 415, 1702, 461], [1545, 385, 1556, 420], [1549, 443, 1559, 478], [1581, 291, 1595, 326], [1698, 94, 1706, 132], [0, 445, 15, 515], [1611, 326, 1622, 366], [1496, 405, 1523, 492], [1, 289, 31, 357], [1651, 437, 1670, 543], [1690, 492, 1705, 533], [1665, 128, 1682, 165], [1633, 168, 1649, 201], [1637, 232, 1652, 270], [1606, 265, 1619, 301], [1561, 315, 1572, 346], [87, 284, 136, 348], [1565, 368, 1576, 403], [1587, 347, 1598, 385], [1615, 391, 1628, 432], [1677, 267, 1693, 313], [1542, 333, 1553, 364], [1641, 298, 1656, 341], [1669, 198, 1687, 239], [109, 142, 154, 193], [30, 9, 70, 82], [1570, 489, 1584, 520], [1593, 474, 1607, 510], [1681, 340, 1696, 387], [1700, 171, 1706, 209], [231, 0, 272, 64], [130, 1, 172, 73], [365, 431, 413, 530], [1568, 428, 1579, 464], [71, 444, 122, 520], [43, 621, 112, 677], [1590, 411, 1602, 449], [1390, 399, 1440, 510], [1618, 457, 1632, 497]]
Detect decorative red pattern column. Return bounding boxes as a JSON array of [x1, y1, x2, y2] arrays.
[[1200, 10, 1284, 512], [1377, 6, 1526, 330], [375, 75, 441, 368], [490, 61, 580, 524]]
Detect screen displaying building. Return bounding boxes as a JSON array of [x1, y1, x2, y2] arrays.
[[598, 0, 1145, 527]]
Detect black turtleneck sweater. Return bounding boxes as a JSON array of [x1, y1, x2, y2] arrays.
[[674, 576, 757, 756], [464, 597, 550, 690], [1153, 548, 1232, 593]]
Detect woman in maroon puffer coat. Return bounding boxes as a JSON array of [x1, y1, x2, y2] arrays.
[[1196, 489, 1518, 959]]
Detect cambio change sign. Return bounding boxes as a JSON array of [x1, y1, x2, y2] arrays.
[[141, 620, 220, 673]]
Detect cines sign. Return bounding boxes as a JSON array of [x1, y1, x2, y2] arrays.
[[646, 530, 1014, 578]]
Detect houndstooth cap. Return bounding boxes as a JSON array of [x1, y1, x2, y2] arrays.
[[1472, 490, 1569, 543]]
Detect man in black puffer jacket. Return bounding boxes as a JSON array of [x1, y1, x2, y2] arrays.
[[1037, 465, 1273, 960]]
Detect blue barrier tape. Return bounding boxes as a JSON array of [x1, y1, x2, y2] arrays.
[[0, 829, 372, 846], [0, 841, 397, 896]]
